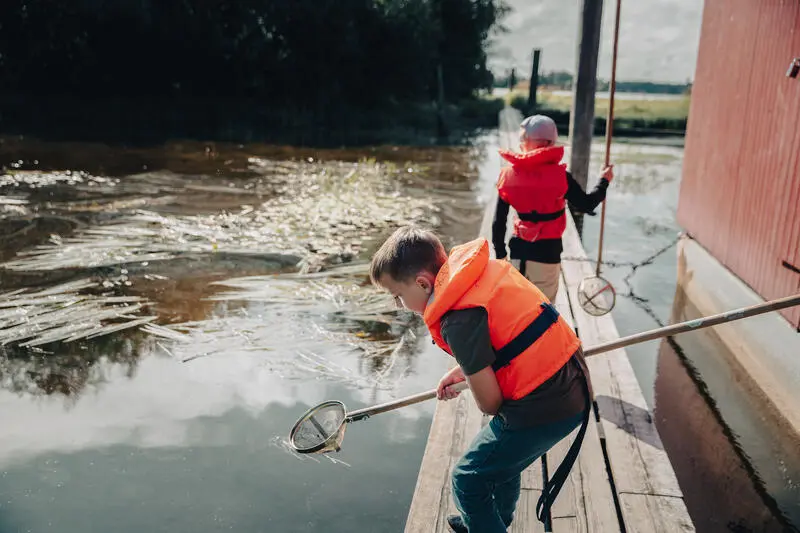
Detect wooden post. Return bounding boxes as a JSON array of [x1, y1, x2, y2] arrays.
[[568, 0, 603, 235], [528, 49, 541, 111]]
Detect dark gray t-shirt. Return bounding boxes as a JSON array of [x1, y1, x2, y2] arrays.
[[440, 306, 591, 429]]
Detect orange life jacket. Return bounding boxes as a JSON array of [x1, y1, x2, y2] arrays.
[[422, 238, 581, 400], [497, 145, 568, 242]]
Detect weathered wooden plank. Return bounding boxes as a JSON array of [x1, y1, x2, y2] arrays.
[[618, 494, 695, 533], [584, 346, 684, 498], [552, 517, 580, 532], [548, 276, 620, 533], [521, 459, 544, 490], [553, 275, 576, 328], [436, 390, 487, 533], [545, 414, 622, 533], [548, 429, 582, 521], [404, 376, 463, 533], [510, 489, 547, 533], [575, 415, 620, 532], [560, 212, 693, 530], [548, 281, 586, 529], [561, 215, 683, 496]]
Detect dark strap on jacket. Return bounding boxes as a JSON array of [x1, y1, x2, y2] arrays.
[[536, 356, 591, 525], [517, 208, 565, 223], [491, 303, 559, 372]]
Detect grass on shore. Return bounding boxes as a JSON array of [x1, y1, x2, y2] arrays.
[[499, 89, 690, 121]]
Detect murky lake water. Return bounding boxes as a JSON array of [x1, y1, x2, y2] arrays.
[[579, 140, 800, 532], [1, 133, 798, 532], [0, 138, 484, 533]]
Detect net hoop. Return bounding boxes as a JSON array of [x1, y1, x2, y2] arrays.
[[577, 275, 617, 317], [289, 400, 347, 454]]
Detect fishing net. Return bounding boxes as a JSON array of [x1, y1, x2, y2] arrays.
[[563, 235, 681, 323], [577, 275, 617, 317], [289, 401, 347, 454]]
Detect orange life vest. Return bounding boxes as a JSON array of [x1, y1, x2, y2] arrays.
[[497, 145, 568, 242], [422, 238, 581, 400]]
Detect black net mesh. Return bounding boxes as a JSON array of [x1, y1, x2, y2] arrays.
[[290, 402, 346, 452]]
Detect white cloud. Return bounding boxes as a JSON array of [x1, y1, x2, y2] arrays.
[[490, 0, 704, 82]]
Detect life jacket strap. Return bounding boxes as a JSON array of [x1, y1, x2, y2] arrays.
[[517, 208, 565, 223], [492, 302, 560, 371]]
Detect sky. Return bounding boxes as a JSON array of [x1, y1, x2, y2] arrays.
[[488, 0, 705, 83]]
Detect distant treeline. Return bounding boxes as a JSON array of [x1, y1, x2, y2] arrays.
[[0, 0, 508, 106], [495, 70, 692, 95]]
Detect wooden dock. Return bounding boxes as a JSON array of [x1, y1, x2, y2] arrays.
[[404, 204, 695, 532]]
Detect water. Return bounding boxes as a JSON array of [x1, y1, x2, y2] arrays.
[[0, 139, 480, 533], [0, 379, 436, 532], [491, 88, 686, 101], [579, 139, 800, 531], [579, 138, 686, 405], [549, 90, 686, 101], [2, 133, 799, 532]]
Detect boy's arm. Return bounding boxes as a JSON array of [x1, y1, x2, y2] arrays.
[[491, 196, 510, 259], [440, 308, 503, 415], [465, 367, 503, 415], [564, 170, 611, 214], [437, 365, 465, 400]]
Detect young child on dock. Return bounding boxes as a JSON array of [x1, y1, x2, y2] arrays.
[[370, 226, 592, 533], [494, 114, 614, 301]]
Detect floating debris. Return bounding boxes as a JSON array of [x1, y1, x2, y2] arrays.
[[0, 280, 154, 348], [0, 153, 462, 396], [1, 159, 438, 274], [155, 260, 418, 388]]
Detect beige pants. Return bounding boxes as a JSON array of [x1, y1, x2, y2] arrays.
[[510, 259, 561, 302]]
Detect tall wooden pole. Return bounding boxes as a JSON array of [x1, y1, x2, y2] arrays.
[[568, 0, 603, 235], [528, 49, 541, 111]]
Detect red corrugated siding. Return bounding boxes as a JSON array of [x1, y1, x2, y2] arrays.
[[679, 0, 800, 328]]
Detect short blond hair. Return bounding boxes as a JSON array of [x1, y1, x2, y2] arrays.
[[369, 226, 447, 286]]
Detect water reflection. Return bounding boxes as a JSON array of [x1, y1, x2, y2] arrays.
[[1, 345, 323, 466], [1, 136, 487, 395], [655, 336, 790, 532], [579, 139, 686, 405], [577, 139, 800, 531], [655, 292, 800, 531], [1, 329, 148, 399], [0, 137, 485, 533], [0, 380, 440, 533]]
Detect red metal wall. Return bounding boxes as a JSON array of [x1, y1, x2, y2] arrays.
[[679, 0, 800, 328]]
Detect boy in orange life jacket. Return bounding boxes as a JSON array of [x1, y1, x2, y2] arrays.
[[494, 114, 614, 301], [370, 226, 592, 533]]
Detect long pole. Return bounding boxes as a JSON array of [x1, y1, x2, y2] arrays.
[[584, 293, 800, 357], [568, 0, 604, 235], [344, 294, 800, 419], [595, 0, 622, 276], [528, 49, 541, 110]]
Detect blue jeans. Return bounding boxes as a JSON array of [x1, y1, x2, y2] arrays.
[[451, 412, 585, 533]]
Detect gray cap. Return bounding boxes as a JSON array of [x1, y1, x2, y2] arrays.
[[520, 115, 558, 144]]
